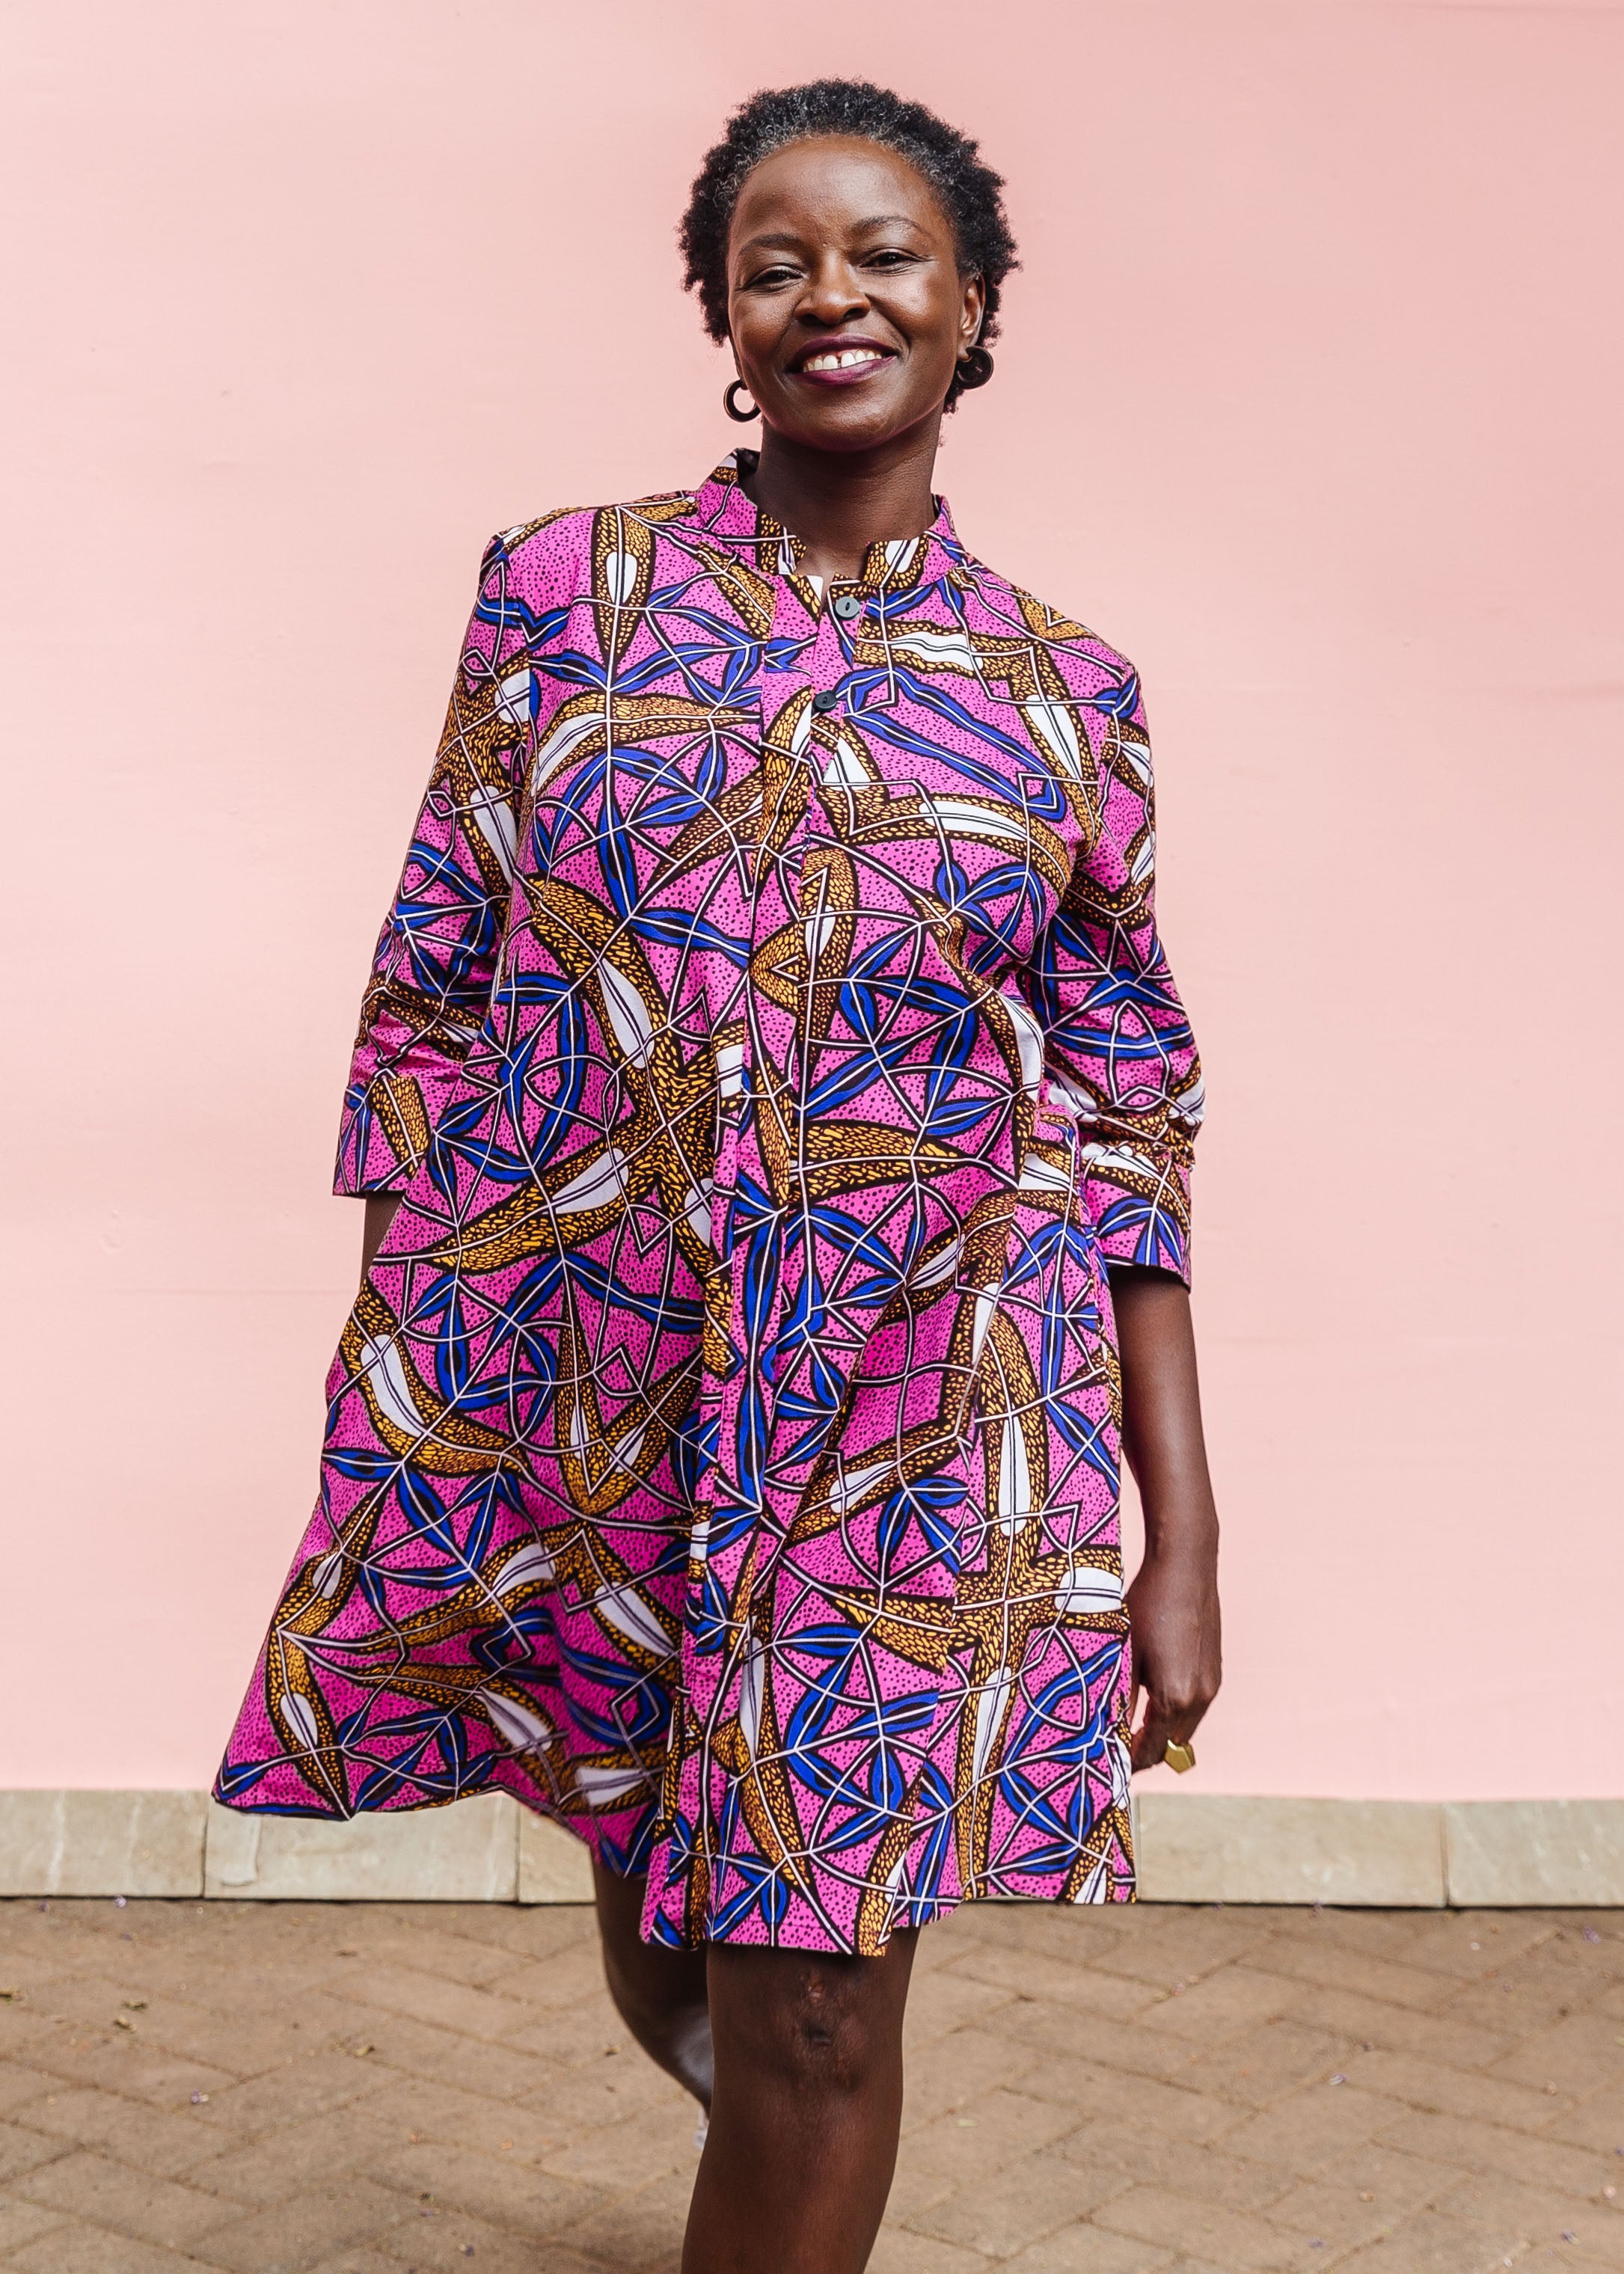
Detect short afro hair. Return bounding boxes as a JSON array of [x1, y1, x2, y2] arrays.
[[679, 79, 1018, 411]]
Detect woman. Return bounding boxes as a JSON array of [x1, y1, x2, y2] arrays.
[[218, 79, 1222, 2273]]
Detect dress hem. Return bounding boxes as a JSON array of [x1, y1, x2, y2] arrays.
[[208, 1773, 1137, 1951]]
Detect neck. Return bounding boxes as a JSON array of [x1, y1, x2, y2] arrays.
[[742, 416, 943, 583]]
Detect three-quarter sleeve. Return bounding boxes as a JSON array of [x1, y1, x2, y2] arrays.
[[1020, 699, 1204, 1281], [334, 534, 532, 1195]]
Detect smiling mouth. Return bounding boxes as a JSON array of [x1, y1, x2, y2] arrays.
[[791, 343, 898, 384], [800, 347, 892, 373]]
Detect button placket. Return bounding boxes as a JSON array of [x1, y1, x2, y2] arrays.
[[730, 670, 820, 1473]]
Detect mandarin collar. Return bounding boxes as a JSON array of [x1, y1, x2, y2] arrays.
[[690, 450, 965, 598]]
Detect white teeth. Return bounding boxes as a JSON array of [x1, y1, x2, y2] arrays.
[[802, 349, 887, 373]]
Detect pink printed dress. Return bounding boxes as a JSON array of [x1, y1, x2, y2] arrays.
[[216, 454, 1203, 1953]]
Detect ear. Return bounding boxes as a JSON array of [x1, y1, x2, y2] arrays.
[[960, 272, 986, 350]]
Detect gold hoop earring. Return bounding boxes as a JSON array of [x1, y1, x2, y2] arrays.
[[724, 379, 760, 423]]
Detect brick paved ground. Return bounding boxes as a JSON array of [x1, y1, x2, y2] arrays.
[[2, 1896, 1623, 2273]]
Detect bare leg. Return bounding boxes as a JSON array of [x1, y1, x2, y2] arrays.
[[682, 1928, 919, 2274], [592, 1862, 714, 2109]]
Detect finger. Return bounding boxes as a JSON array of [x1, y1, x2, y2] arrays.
[[1162, 1688, 1216, 1747], [1131, 1697, 1177, 1772], [1133, 1685, 1218, 1770]]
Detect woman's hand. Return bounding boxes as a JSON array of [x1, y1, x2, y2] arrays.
[[1110, 1267, 1223, 1772], [1126, 1538, 1222, 1772]]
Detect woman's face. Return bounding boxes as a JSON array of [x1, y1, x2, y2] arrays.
[[726, 136, 984, 453]]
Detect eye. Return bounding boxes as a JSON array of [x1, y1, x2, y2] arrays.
[[866, 249, 920, 271], [744, 263, 800, 290]]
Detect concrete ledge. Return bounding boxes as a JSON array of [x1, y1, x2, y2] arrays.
[[203, 1794, 522, 1901], [4, 1794, 1621, 1904], [518, 1804, 595, 1901], [1444, 1800, 1624, 1906], [0, 1791, 206, 1898], [1136, 1794, 1447, 1907]]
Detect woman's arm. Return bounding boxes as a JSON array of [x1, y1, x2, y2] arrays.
[[1013, 664, 1214, 1765], [335, 530, 528, 1201], [1112, 1265, 1222, 1769]]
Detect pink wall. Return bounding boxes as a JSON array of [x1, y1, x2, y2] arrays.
[[4, 0, 1620, 1799]]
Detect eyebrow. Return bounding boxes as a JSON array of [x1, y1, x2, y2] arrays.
[[735, 214, 930, 256]]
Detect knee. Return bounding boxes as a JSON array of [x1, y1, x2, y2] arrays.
[[600, 1950, 714, 2105], [600, 1936, 707, 2038], [594, 1872, 706, 2035], [743, 1956, 898, 2102], [612, 1966, 707, 2042]]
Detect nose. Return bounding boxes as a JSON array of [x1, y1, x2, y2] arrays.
[[800, 251, 869, 328]]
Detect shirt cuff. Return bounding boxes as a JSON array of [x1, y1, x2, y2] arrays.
[[333, 1070, 437, 1196], [1078, 1143, 1193, 1286]]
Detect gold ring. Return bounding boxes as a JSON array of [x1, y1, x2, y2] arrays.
[[1163, 1739, 1196, 1775]]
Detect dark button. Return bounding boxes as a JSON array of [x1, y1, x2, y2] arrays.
[[811, 689, 841, 714], [832, 593, 862, 621]]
